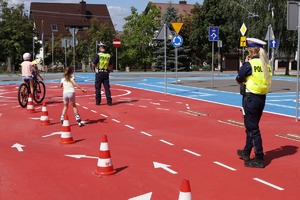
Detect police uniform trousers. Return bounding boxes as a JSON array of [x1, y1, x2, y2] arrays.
[[95, 71, 112, 104], [242, 92, 266, 159]]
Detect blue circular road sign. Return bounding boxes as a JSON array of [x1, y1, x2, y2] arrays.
[[172, 34, 183, 48]]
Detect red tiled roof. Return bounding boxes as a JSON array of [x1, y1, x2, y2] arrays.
[[152, 1, 194, 16], [30, 1, 114, 41]]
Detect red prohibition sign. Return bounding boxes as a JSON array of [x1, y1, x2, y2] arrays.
[[113, 38, 121, 48]]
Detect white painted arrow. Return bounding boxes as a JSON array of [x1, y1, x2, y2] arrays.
[[65, 154, 98, 159], [272, 40, 276, 48], [11, 143, 25, 152], [153, 162, 177, 174], [129, 192, 152, 200]]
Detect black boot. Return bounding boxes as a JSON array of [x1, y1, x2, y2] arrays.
[[237, 149, 250, 161], [244, 157, 264, 168]]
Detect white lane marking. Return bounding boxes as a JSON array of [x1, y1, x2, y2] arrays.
[[82, 106, 88, 109], [183, 149, 201, 156], [156, 108, 170, 111], [150, 102, 160, 105], [159, 100, 169, 102], [268, 99, 294, 102], [213, 161, 236, 171], [266, 103, 295, 109], [159, 140, 174, 146], [91, 110, 97, 113], [186, 104, 190, 110], [140, 98, 151, 101], [253, 178, 284, 191], [138, 105, 147, 108], [112, 119, 120, 123], [100, 114, 108, 118], [42, 132, 61, 138], [140, 131, 152, 137], [125, 124, 135, 129]]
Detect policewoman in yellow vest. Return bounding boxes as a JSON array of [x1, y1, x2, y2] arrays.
[[236, 38, 272, 168], [92, 42, 113, 106]]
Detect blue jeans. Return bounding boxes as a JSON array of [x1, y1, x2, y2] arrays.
[[242, 93, 266, 159], [95, 72, 112, 104]]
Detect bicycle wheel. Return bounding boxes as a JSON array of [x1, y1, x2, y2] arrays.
[[33, 81, 46, 104], [18, 83, 29, 108]]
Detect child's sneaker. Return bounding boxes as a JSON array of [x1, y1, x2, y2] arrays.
[[75, 114, 82, 127], [60, 115, 64, 124]]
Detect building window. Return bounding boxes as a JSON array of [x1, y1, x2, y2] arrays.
[[51, 24, 58, 32]]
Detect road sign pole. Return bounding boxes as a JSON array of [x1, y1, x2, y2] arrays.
[[296, 2, 300, 121], [115, 47, 118, 77], [164, 23, 167, 95], [73, 28, 76, 73], [271, 48, 275, 74], [113, 38, 121, 76], [175, 47, 178, 83], [242, 47, 245, 64], [65, 39, 67, 68], [211, 41, 214, 88]]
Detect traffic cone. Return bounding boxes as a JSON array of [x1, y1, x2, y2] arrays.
[[40, 102, 51, 126], [178, 179, 192, 200], [94, 135, 116, 177], [26, 94, 35, 113], [59, 115, 74, 144]]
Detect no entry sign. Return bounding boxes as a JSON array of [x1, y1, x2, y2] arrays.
[[113, 38, 121, 48]]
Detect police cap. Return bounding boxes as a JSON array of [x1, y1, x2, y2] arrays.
[[98, 42, 106, 48], [246, 38, 266, 48]]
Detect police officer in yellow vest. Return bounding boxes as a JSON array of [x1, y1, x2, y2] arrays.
[[92, 42, 112, 106], [236, 38, 272, 168]]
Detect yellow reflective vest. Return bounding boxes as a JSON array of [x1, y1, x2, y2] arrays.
[[97, 52, 111, 69], [245, 58, 272, 95]]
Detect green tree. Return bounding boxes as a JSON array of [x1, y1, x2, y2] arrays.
[[120, 4, 161, 71], [86, 18, 116, 69], [0, 1, 35, 71], [152, 2, 192, 71]]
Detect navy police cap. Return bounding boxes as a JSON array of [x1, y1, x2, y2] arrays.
[[246, 38, 266, 48], [98, 42, 106, 48]]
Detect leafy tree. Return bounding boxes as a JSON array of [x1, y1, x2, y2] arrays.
[[85, 18, 116, 68], [120, 4, 161, 71], [152, 2, 192, 71], [0, 0, 36, 71]]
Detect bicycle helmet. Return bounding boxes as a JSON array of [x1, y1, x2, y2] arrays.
[[23, 53, 31, 61], [32, 60, 38, 65]]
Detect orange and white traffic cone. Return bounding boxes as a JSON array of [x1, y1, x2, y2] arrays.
[[26, 94, 35, 113], [94, 135, 116, 177], [59, 115, 74, 144], [40, 102, 51, 126], [178, 179, 192, 200]]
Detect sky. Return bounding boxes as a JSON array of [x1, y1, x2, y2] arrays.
[[10, 0, 203, 31]]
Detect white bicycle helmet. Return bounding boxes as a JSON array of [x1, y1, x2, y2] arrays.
[[23, 53, 31, 61]]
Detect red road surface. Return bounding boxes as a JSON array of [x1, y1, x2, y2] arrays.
[[0, 83, 299, 199]]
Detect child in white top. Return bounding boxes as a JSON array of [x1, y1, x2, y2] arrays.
[[21, 53, 34, 94], [60, 67, 86, 126]]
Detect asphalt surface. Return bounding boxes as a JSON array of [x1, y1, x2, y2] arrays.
[[0, 69, 298, 94]]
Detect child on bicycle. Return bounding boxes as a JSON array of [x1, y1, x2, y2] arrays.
[[21, 53, 34, 95], [31, 60, 44, 82], [59, 67, 87, 127], [31, 60, 44, 100]]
